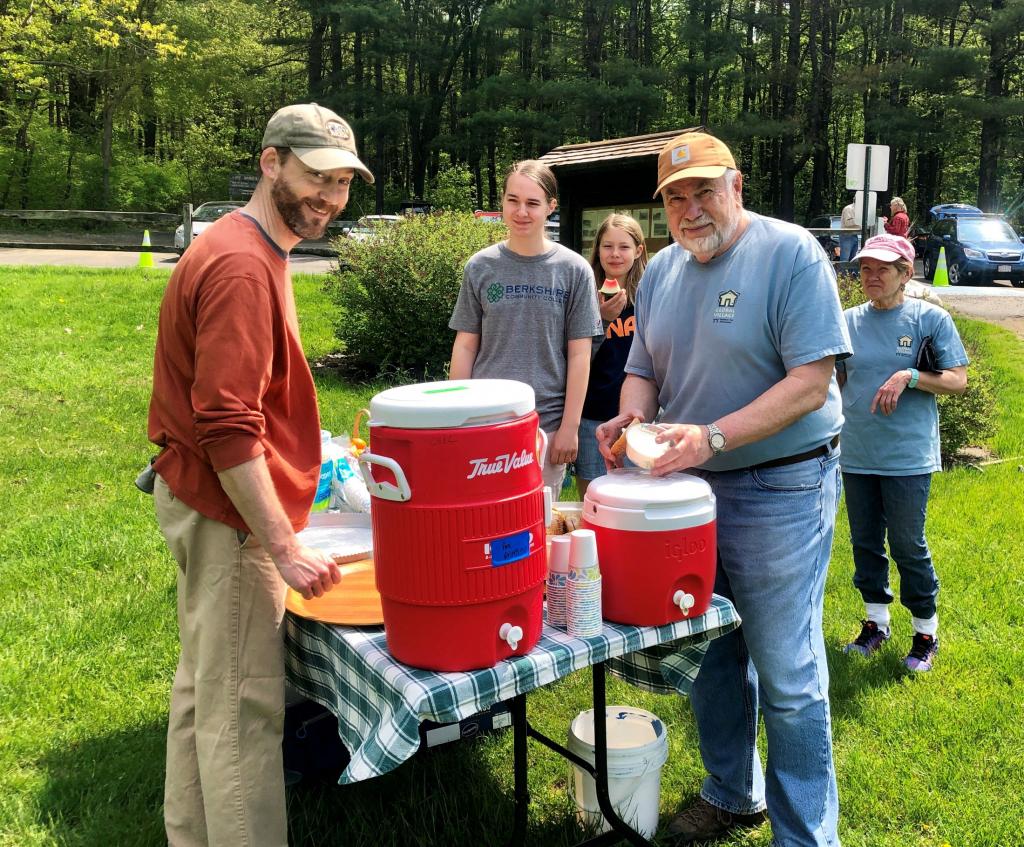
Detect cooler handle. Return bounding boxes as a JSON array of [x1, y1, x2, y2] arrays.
[[536, 428, 548, 469], [358, 452, 412, 502]]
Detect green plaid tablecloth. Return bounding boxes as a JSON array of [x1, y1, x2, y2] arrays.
[[285, 595, 739, 784]]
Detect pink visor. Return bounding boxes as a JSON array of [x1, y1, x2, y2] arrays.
[[854, 234, 916, 264]]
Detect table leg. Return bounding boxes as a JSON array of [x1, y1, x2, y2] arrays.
[[588, 663, 652, 847], [502, 693, 530, 847]]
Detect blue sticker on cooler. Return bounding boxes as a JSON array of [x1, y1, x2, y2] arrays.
[[490, 530, 531, 567]]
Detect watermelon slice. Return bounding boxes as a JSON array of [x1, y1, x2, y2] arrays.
[[599, 278, 621, 295]]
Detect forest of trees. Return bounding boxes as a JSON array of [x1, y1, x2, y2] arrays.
[[2, 0, 1023, 226]]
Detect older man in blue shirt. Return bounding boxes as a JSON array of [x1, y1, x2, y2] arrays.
[[598, 132, 851, 847]]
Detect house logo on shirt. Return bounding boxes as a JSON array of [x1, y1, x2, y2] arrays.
[[486, 283, 504, 303], [713, 290, 739, 323], [897, 334, 913, 357]]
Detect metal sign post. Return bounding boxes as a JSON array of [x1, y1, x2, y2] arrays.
[[847, 143, 890, 243]]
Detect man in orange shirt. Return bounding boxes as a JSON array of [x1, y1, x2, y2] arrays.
[[148, 103, 373, 847]]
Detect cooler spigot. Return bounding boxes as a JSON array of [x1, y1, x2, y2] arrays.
[[673, 590, 696, 616], [499, 623, 524, 650]]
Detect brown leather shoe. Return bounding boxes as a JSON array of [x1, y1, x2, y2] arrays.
[[666, 796, 768, 844]]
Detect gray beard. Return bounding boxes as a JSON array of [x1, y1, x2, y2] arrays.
[[677, 213, 740, 258]]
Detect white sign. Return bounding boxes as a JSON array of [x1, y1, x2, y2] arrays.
[[854, 191, 877, 225], [846, 144, 890, 192]]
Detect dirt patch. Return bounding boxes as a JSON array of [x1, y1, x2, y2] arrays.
[[939, 292, 1024, 340]]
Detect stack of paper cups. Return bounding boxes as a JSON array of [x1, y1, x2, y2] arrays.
[[567, 529, 603, 638], [547, 536, 571, 627]]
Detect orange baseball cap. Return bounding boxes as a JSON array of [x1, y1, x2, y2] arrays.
[[654, 132, 737, 198]]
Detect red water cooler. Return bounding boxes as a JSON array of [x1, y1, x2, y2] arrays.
[[582, 469, 717, 626], [358, 379, 547, 671]]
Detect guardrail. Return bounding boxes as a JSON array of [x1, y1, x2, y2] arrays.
[[0, 209, 179, 224], [0, 207, 342, 257]]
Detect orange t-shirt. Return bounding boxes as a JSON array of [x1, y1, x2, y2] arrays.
[[148, 211, 320, 532]]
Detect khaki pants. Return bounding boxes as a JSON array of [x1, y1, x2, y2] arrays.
[[155, 476, 288, 847]]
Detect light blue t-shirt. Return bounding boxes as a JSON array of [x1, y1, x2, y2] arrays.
[[625, 213, 852, 472], [837, 298, 968, 475]]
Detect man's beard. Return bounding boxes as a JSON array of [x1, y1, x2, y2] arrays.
[[271, 177, 338, 240], [676, 212, 740, 258]]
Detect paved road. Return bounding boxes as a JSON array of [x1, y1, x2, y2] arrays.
[[0, 247, 339, 275]]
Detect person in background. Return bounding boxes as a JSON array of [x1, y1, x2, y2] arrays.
[[576, 213, 648, 497], [597, 131, 850, 847], [837, 233, 968, 672], [449, 160, 603, 493], [148, 103, 371, 846], [883, 196, 910, 238], [840, 199, 859, 262]]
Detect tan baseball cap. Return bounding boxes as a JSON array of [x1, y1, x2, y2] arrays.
[[653, 132, 736, 198], [262, 103, 374, 183]]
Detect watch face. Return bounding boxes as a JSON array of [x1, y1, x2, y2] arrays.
[[710, 432, 726, 450]]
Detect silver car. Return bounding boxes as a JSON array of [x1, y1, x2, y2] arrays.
[[174, 201, 244, 250]]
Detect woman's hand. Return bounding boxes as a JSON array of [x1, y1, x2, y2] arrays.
[[549, 425, 579, 466], [871, 370, 912, 415], [599, 289, 627, 322]]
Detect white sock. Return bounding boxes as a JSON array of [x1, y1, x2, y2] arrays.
[[912, 615, 938, 637], [864, 603, 891, 633]]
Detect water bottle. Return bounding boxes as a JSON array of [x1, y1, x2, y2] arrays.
[[311, 430, 334, 513], [333, 451, 371, 513]]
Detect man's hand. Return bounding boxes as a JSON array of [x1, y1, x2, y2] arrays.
[[274, 541, 341, 600], [871, 370, 911, 416], [648, 423, 713, 476], [599, 289, 627, 322], [596, 409, 646, 466], [549, 425, 579, 466]]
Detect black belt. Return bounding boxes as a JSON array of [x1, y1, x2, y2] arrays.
[[749, 435, 839, 471]]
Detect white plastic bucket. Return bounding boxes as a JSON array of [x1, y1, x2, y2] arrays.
[[566, 706, 669, 838]]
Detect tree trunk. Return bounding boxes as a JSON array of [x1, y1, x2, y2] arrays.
[[308, 15, 327, 95], [777, 0, 802, 221], [978, 0, 1007, 210]]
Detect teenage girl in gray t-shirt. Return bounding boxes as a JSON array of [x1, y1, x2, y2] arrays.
[[448, 160, 602, 492]]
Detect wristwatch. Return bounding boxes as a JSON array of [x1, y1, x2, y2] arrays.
[[706, 422, 727, 455]]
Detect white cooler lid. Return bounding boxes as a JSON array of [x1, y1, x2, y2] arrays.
[[369, 379, 535, 429], [583, 468, 715, 531]]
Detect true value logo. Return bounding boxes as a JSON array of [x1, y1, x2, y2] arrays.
[[466, 449, 534, 480]]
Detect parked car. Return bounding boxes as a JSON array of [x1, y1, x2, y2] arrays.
[[346, 214, 402, 241], [922, 214, 1024, 286], [928, 203, 983, 223], [174, 201, 243, 250], [808, 214, 842, 260]]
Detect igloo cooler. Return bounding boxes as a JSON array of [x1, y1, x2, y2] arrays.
[[358, 379, 547, 671], [582, 469, 717, 626]]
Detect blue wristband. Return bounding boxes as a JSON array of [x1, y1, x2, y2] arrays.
[[907, 368, 919, 389]]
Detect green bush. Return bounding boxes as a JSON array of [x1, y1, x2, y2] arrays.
[[836, 271, 996, 463], [328, 212, 505, 379], [938, 323, 997, 463]]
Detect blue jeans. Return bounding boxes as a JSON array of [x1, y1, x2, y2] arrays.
[[575, 417, 608, 481], [842, 472, 938, 619], [839, 234, 859, 263], [690, 451, 841, 847]]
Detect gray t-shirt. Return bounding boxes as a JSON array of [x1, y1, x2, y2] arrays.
[[449, 242, 602, 432], [625, 212, 852, 471], [837, 298, 968, 475]]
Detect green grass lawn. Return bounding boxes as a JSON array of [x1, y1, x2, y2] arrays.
[[1, 265, 1022, 847]]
